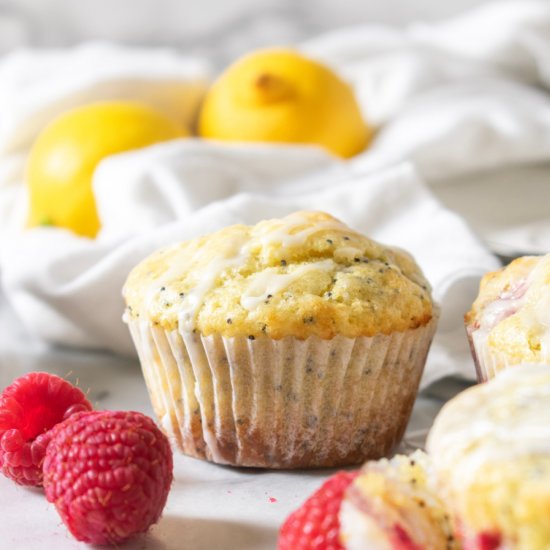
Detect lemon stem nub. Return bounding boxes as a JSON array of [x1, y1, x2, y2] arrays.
[[253, 73, 294, 103]]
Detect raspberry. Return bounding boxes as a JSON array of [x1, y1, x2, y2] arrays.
[[0, 372, 92, 486], [43, 410, 173, 545], [279, 471, 358, 550], [468, 532, 502, 550], [391, 524, 422, 550]]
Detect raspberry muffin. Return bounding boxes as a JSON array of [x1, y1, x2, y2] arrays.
[[465, 254, 549, 380], [123, 211, 437, 468], [427, 364, 550, 550], [340, 451, 457, 550]]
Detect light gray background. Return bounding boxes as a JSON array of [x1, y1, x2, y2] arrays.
[[0, 0, 494, 63]]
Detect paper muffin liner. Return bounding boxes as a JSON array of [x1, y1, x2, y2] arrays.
[[466, 324, 510, 382], [127, 317, 437, 469]]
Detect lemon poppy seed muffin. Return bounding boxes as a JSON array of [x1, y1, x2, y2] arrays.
[[465, 254, 550, 380], [427, 364, 550, 550], [124, 211, 437, 468]]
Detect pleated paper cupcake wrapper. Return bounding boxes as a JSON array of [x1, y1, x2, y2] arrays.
[[127, 318, 437, 469], [467, 325, 511, 382]]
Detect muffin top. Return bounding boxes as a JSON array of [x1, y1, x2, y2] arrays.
[[341, 451, 457, 550], [427, 364, 550, 549], [123, 211, 433, 339], [428, 364, 550, 476], [465, 254, 550, 363]]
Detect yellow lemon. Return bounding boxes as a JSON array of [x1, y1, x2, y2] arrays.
[[198, 48, 372, 158], [27, 101, 188, 238]]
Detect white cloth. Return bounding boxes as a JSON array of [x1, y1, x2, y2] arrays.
[[1, 156, 497, 387], [305, 0, 550, 254], [0, 42, 210, 236], [5, 0, 550, 385]]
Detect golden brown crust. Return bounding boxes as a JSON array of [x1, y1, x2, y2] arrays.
[[124, 211, 433, 339], [465, 256, 539, 325], [465, 255, 550, 370]]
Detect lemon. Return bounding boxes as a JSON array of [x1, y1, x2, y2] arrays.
[[27, 101, 187, 238], [198, 48, 372, 158]]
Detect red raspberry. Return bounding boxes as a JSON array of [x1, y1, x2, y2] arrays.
[[467, 532, 502, 550], [43, 410, 173, 545], [279, 471, 359, 550], [391, 524, 422, 550], [0, 372, 92, 486]]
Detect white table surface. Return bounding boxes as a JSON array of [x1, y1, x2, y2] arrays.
[[0, 285, 461, 550]]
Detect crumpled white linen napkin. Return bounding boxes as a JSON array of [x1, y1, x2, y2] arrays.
[[0, 42, 210, 237], [5, 0, 550, 385], [305, 0, 550, 128], [306, 0, 550, 254], [1, 155, 498, 387]]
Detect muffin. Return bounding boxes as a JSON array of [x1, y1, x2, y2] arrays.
[[123, 210, 437, 468], [465, 254, 549, 381], [427, 364, 550, 550], [340, 451, 457, 550]]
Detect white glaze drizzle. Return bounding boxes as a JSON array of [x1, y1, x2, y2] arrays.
[[240, 259, 335, 311], [340, 499, 392, 550], [143, 212, 361, 331], [531, 261, 550, 355], [177, 235, 248, 331], [341, 451, 452, 550], [511, 255, 550, 357], [254, 211, 352, 249], [428, 364, 550, 491], [140, 246, 182, 316], [473, 255, 550, 360], [478, 297, 523, 330]]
